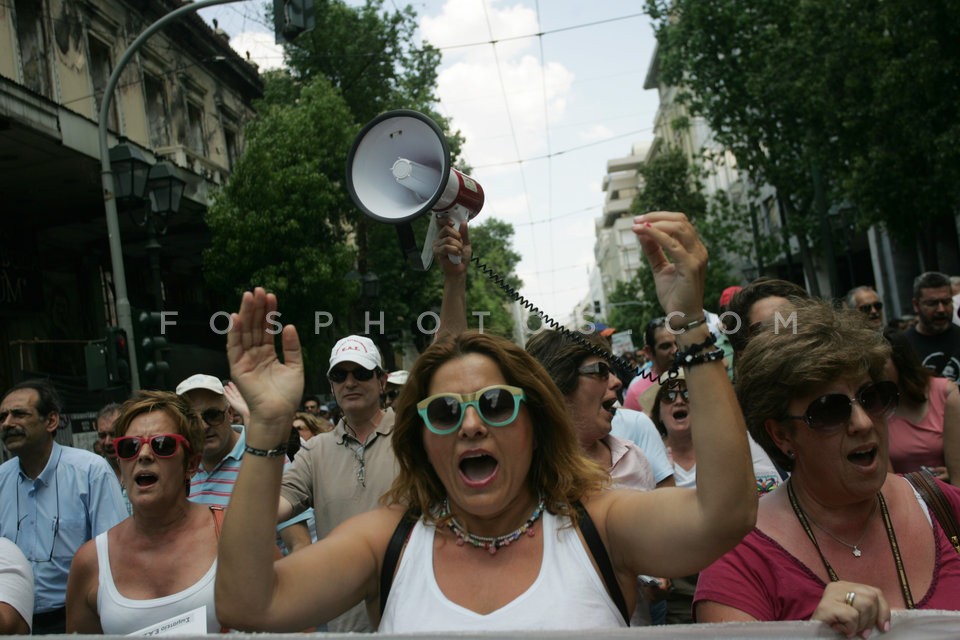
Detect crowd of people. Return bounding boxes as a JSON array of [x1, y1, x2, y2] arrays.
[[0, 212, 958, 637]]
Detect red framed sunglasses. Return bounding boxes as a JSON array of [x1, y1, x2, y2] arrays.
[[114, 434, 191, 460]]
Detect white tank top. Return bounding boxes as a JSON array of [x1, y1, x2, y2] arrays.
[[379, 510, 625, 632], [95, 532, 220, 634]]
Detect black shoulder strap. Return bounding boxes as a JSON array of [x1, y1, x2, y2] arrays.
[[574, 501, 630, 625], [905, 469, 960, 554], [379, 508, 419, 618]]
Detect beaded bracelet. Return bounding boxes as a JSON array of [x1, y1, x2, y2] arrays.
[[675, 347, 726, 368], [672, 333, 719, 370], [244, 443, 288, 458]]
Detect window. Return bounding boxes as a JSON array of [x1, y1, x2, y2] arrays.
[[186, 102, 206, 155], [143, 74, 171, 148], [224, 128, 238, 170], [88, 36, 118, 130], [15, 0, 53, 98]]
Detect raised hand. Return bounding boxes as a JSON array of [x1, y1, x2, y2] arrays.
[[433, 215, 472, 275], [632, 212, 707, 319], [226, 288, 303, 441]]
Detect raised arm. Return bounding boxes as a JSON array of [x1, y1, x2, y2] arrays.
[[434, 216, 471, 342], [216, 289, 390, 631], [601, 212, 757, 577]]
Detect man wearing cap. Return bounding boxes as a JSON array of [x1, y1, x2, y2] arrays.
[[278, 335, 399, 633], [384, 370, 408, 409], [176, 374, 312, 553]]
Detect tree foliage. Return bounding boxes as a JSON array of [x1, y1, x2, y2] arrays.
[[645, 0, 960, 269], [204, 0, 522, 389]]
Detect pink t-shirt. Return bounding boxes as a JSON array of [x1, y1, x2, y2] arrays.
[[888, 376, 950, 473], [694, 479, 960, 620]]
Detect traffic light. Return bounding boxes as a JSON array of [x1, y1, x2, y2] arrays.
[[138, 311, 171, 388], [593, 300, 602, 315], [273, 0, 316, 44], [105, 326, 132, 384]]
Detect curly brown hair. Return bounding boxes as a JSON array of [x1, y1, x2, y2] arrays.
[[384, 332, 608, 522], [735, 297, 891, 472]]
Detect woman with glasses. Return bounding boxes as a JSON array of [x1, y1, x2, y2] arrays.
[[644, 372, 696, 488], [695, 298, 960, 636], [214, 212, 757, 632], [882, 329, 960, 485], [65, 391, 222, 634]]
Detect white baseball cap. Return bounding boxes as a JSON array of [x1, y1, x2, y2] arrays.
[[176, 374, 225, 396], [387, 370, 409, 386], [328, 335, 382, 374]]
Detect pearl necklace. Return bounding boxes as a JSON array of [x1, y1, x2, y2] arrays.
[[442, 495, 546, 555]]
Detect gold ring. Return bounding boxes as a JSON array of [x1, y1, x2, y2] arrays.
[[844, 591, 856, 607]]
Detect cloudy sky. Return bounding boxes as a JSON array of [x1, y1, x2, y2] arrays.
[[198, 0, 661, 323]]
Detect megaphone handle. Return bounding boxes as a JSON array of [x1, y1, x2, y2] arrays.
[[438, 208, 469, 264]]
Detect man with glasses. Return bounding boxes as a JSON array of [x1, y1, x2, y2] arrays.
[[278, 335, 399, 633], [0, 379, 126, 634], [384, 370, 409, 409], [845, 285, 885, 331], [904, 271, 960, 383], [176, 374, 312, 553], [303, 396, 322, 416]]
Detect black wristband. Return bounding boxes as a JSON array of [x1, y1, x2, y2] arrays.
[[244, 443, 288, 458], [675, 347, 726, 368]]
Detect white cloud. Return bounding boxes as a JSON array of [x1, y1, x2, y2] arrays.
[[579, 123, 614, 142], [229, 32, 285, 71]]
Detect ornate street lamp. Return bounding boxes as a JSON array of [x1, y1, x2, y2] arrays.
[[146, 160, 186, 217], [108, 139, 150, 210]]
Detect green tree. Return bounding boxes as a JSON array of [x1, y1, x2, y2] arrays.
[[645, 0, 960, 275]]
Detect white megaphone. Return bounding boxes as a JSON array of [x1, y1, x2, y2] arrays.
[[346, 109, 484, 271]]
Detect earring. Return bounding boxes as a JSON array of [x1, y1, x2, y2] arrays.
[[785, 449, 795, 459]]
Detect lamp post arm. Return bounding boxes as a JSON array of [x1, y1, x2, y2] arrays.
[[98, 0, 241, 390]]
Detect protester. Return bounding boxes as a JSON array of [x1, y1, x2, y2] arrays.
[[695, 298, 960, 637], [95, 402, 122, 479], [66, 391, 222, 633], [0, 379, 127, 633], [846, 285, 885, 331], [384, 370, 409, 409], [904, 271, 960, 382], [883, 329, 960, 484], [214, 212, 757, 632], [293, 411, 330, 444]]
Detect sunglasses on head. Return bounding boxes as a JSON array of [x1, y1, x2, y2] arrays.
[[578, 361, 612, 380], [114, 434, 191, 460], [417, 385, 526, 435], [783, 380, 899, 433], [328, 367, 376, 383], [858, 301, 883, 314], [662, 387, 689, 404], [200, 408, 226, 426]]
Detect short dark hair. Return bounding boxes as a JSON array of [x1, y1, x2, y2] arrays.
[[3, 378, 63, 418], [913, 271, 951, 299], [644, 317, 667, 350], [525, 330, 611, 395], [726, 277, 809, 353]]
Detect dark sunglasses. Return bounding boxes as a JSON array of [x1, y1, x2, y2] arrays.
[[328, 367, 376, 383], [385, 389, 401, 400], [417, 385, 526, 435], [783, 381, 899, 433], [114, 434, 191, 460], [578, 361, 612, 380], [858, 301, 883, 313], [200, 408, 227, 426], [662, 388, 689, 404]]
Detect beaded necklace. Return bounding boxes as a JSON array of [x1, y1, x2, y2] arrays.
[[787, 480, 914, 608], [442, 495, 546, 555]]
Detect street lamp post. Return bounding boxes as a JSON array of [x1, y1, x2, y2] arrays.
[[98, 0, 240, 390]]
